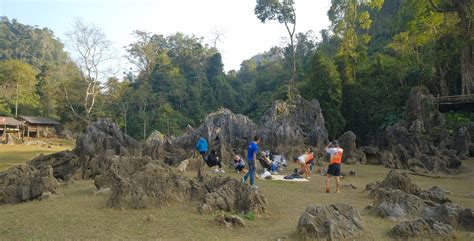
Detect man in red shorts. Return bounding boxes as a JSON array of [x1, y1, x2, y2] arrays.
[[325, 141, 343, 193]]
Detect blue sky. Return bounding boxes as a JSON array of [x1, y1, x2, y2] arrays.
[[1, 0, 331, 72]]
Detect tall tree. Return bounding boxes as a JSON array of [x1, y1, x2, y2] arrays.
[[0, 60, 38, 117], [328, 0, 383, 84], [65, 19, 112, 121], [428, 0, 473, 94], [302, 52, 345, 138], [255, 0, 297, 99]]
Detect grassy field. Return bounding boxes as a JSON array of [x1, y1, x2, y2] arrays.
[[0, 146, 473, 240], [0, 138, 75, 171]]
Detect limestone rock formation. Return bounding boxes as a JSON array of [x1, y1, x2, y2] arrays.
[[197, 176, 267, 214], [338, 131, 367, 164], [405, 86, 445, 132], [369, 188, 429, 221], [75, 119, 143, 179], [297, 203, 364, 240], [0, 164, 58, 204], [258, 96, 328, 158], [381, 86, 469, 173], [390, 219, 455, 240], [367, 170, 474, 233], [378, 169, 421, 195], [76, 118, 142, 157], [171, 108, 257, 164], [96, 155, 268, 214], [360, 146, 395, 166], [29, 151, 79, 181], [418, 186, 452, 204], [452, 126, 472, 159], [142, 130, 175, 162]]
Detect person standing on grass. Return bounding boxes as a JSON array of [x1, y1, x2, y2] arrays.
[[325, 140, 343, 193], [195, 134, 208, 158], [242, 135, 260, 189]]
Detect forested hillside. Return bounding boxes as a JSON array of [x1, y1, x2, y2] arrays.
[[0, 0, 472, 142]]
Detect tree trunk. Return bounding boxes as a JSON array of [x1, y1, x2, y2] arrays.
[[124, 112, 128, 135], [290, 35, 296, 99], [142, 100, 147, 141], [439, 66, 449, 96], [456, 0, 473, 94], [460, 43, 473, 94], [15, 82, 19, 117]]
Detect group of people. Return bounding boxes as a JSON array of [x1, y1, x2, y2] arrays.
[[195, 134, 343, 193]]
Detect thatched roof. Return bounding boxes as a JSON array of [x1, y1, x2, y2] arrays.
[[0, 117, 22, 126], [19, 116, 60, 125]]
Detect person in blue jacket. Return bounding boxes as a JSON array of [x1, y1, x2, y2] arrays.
[[242, 135, 261, 189], [195, 134, 208, 158]]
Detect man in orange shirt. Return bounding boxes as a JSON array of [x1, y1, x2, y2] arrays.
[[325, 141, 343, 193]]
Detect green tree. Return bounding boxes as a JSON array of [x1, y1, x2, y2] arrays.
[[427, 0, 473, 94], [0, 60, 38, 117], [255, 0, 297, 99], [302, 52, 345, 138], [328, 0, 383, 84]]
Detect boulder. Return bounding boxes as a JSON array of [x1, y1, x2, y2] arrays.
[[360, 146, 383, 165], [389, 219, 455, 240], [452, 126, 472, 158], [258, 96, 328, 159], [338, 131, 367, 164], [418, 186, 452, 204], [142, 130, 175, 161], [367, 171, 473, 232], [377, 169, 421, 195], [29, 151, 79, 181], [75, 118, 142, 158], [197, 176, 267, 214], [297, 203, 364, 240], [98, 155, 268, 214], [0, 164, 58, 204], [74, 119, 143, 179], [102, 156, 192, 209], [368, 188, 429, 221], [381, 86, 466, 173], [405, 86, 445, 132], [215, 212, 246, 228], [459, 208, 474, 231]]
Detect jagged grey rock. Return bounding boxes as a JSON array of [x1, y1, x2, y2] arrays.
[[171, 108, 257, 164], [29, 151, 79, 181], [258, 96, 328, 159], [0, 164, 58, 204], [74, 119, 142, 179], [390, 219, 455, 240], [368, 188, 429, 221], [452, 126, 472, 159], [418, 186, 452, 204], [297, 203, 363, 240], [376, 169, 421, 195], [338, 131, 367, 164], [382, 86, 465, 173], [96, 156, 268, 214]]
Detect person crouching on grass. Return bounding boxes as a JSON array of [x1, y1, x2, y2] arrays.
[[325, 141, 343, 193], [233, 154, 247, 174], [293, 149, 312, 179]]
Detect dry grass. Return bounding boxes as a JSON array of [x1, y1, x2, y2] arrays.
[[0, 138, 75, 171], [0, 147, 473, 240]]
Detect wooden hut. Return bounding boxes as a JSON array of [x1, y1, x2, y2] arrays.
[[18, 116, 60, 138], [0, 117, 22, 137]]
